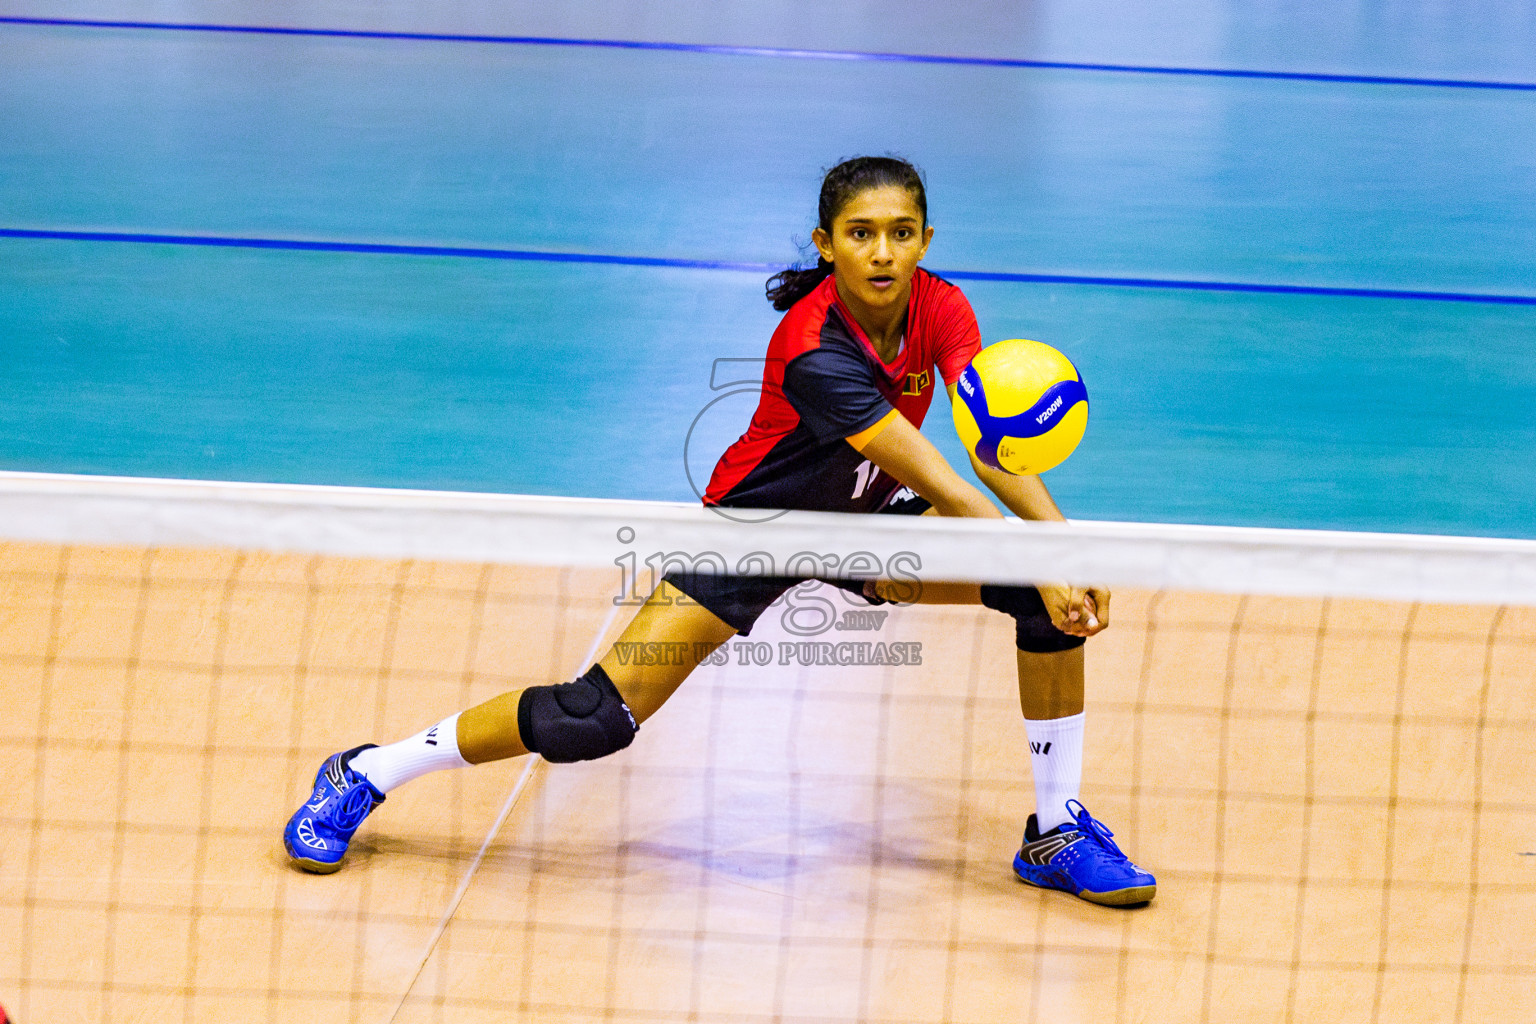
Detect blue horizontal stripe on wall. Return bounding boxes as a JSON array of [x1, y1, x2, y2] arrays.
[[5, 227, 1534, 306], [3, 15, 1535, 92]]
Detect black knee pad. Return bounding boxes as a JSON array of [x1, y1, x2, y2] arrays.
[[979, 584, 1086, 654], [517, 664, 638, 763]]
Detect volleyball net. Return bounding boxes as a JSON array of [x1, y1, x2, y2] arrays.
[[5, 470, 1534, 1024]]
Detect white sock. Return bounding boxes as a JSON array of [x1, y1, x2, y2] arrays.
[[1023, 711, 1084, 832], [349, 713, 471, 794]]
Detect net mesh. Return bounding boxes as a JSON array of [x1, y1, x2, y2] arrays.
[[3, 475, 1534, 1024]]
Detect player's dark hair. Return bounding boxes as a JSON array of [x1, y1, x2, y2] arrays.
[[765, 156, 928, 312]]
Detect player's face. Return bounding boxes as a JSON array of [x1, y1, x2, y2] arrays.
[[812, 185, 934, 319]]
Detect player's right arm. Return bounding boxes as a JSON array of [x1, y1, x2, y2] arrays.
[[857, 401, 1106, 637], [779, 337, 1002, 520], [851, 410, 1002, 520]]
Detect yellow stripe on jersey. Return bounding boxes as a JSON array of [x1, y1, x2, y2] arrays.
[[845, 409, 899, 452]]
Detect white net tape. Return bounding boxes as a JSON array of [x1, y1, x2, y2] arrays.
[[1, 470, 1533, 605]]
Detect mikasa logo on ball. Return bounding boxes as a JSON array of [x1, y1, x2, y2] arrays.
[[958, 373, 975, 397], [1036, 395, 1064, 425]]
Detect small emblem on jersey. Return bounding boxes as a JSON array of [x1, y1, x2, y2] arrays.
[[903, 370, 931, 396]]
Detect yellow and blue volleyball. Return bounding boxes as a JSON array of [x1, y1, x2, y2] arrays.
[[952, 339, 1089, 475]]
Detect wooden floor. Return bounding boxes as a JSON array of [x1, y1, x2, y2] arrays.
[[3, 542, 1533, 1023]]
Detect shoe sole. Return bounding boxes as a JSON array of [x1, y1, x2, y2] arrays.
[[1076, 884, 1155, 907], [1013, 861, 1155, 907], [288, 852, 345, 875]]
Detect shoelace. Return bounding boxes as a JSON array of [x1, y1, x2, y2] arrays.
[[1065, 799, 1128, 858], [327, 778, 378, 831]]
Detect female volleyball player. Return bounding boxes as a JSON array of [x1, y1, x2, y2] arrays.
[[284, 156, 1155, 906]]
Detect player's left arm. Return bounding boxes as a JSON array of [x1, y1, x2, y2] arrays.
[[971, 458, 1067, 524], [946, 382, 1110, 636]]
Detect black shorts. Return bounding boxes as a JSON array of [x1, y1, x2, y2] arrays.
[[663, 493, 1084, 654], [663, 491, 929, 635]]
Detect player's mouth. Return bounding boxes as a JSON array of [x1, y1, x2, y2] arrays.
[[868, 275, 896, 290]]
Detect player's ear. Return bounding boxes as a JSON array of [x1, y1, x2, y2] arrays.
[[811, 227, 834, 264], [918, 223, 934, 259]]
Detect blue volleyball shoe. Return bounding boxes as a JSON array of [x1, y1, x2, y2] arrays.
[[1012, 799, 1156, 906], [283, 745, 386, 874]]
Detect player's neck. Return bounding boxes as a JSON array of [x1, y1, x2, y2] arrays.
[[865, 314, 908, 365], [836, 282, 909, 362]]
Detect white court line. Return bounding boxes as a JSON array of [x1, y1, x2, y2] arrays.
[[383, 602, 623, 1024]]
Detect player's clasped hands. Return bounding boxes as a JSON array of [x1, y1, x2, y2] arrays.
[[1038, 582, 1110, 637]]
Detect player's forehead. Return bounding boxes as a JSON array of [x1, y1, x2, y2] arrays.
[[833, 184, 924, 227]]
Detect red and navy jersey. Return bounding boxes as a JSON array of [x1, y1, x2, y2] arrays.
[[704, 269, 982, 513]]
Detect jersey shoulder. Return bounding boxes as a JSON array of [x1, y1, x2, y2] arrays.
[[913, 266, 973, 313], [771, 275, 846, 361], [911, 268, 983, 383]]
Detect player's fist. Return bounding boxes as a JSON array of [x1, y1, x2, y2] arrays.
[[1038, 583, 1110, 638]]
